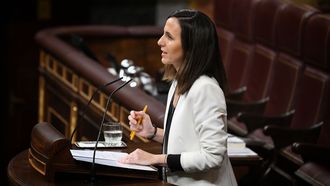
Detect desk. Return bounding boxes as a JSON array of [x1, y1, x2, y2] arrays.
[[8, 150, 171, 186], [8, 149, 261, 186], [8, 123, 261, 186]]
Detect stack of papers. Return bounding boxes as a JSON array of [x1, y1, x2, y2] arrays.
[[227, 134, 258, 157], [70, 149, 157, 172], [227, 135, 246, 149]]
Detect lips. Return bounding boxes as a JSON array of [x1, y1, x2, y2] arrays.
[[161, 50, 167, 57]]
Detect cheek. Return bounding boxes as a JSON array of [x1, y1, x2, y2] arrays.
[[162, 42, 184, 65], [172, 45, 184, 62]]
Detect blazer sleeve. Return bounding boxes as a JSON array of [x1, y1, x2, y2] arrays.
[[180, 78, 228, 172]]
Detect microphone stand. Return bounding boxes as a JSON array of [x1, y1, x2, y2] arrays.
[[90, 78, 132, 183], [69, 77, 123, 144]]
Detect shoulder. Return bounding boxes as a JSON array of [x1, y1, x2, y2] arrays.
[[188, 75, 224, 97], [193, 75, 218, 86]]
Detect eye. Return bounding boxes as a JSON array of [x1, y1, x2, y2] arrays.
[[165, 32, 174, 40]]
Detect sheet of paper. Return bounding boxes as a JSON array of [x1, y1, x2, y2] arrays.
[[228, 135, 245, 143], [70, 149, 156, 172], [228, 147, 258, 157], [71, 149, 127, 160], [75, 141, 126, 148]]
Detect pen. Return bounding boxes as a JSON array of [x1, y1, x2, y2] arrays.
[[130, 105, 148, 140]]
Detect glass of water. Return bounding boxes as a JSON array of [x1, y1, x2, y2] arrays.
[[102, 121, 123, 146]]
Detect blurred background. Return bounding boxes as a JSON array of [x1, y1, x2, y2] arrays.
[[0, 0, 213, 185], [1, 0, 325, 185]]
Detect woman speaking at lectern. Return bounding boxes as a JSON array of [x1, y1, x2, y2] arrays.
[[120, 9, 237, 186]]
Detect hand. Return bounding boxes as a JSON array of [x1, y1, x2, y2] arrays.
[[128, 110, 154, 138], [118, 148, 165, 166]]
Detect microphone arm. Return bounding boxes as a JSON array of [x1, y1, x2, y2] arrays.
[[90, 78, 133, 182], [69, 77, 123, 144]]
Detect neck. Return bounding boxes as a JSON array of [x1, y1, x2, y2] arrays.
[[173, 88, 180, 107]]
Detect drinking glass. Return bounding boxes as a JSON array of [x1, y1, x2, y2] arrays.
[[102, 121, 122, 146]]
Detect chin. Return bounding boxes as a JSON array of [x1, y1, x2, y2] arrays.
[[161, 59, 168, 65]]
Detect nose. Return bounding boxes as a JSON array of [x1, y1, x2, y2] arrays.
[[157, 35, 164, 47]]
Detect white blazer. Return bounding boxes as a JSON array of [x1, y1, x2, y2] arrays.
[[164, 75, 237, 186]]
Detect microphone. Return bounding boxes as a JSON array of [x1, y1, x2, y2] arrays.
[[69, 77, 123, 144], [90, 78, 133, 182]]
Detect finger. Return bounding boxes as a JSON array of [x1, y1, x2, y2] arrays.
[[128, 115, 137, 125], [130, 110, 136, 117], [132, 111, 146, 122], [134, 111, 146, 119], [130, 123, 140, 131], [118, 156, 130, 164], [130, 111, 138, 120], [137, 124, 143, 130]]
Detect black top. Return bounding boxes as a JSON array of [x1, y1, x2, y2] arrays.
[[163, 95, 184, 172]]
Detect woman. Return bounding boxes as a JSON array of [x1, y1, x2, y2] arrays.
[[119, 9, 237, 186]]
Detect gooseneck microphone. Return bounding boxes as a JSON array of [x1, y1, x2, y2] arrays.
[[69, 77, 123, 144], [90, 78, 133, 183]]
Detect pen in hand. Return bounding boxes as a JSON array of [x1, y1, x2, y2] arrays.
[[130, 105, 148, 140]]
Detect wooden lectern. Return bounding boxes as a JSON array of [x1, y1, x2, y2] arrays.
[[28, 122, 158, 181]]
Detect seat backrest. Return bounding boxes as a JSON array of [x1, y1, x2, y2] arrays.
[[240, 0, 284, 102], [317, 108, 330, 147], [226, 38, 254, 92], [254, 0, 288, 48], [275, 2, 319, 57], [231, 0, 261, 43], [224, 0, 261, 92], [302, 14, 330, 73], [265, 53, 303, 115], [243, 45, 276, 101], [216, 27, 234, 68], [263, 2, 318, 116], [213, 0, 234, 30], [291, 67, 330, 128], [301, 14, 330, 146]]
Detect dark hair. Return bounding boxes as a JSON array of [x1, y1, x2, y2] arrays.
[[163, 9, 228, 95]]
